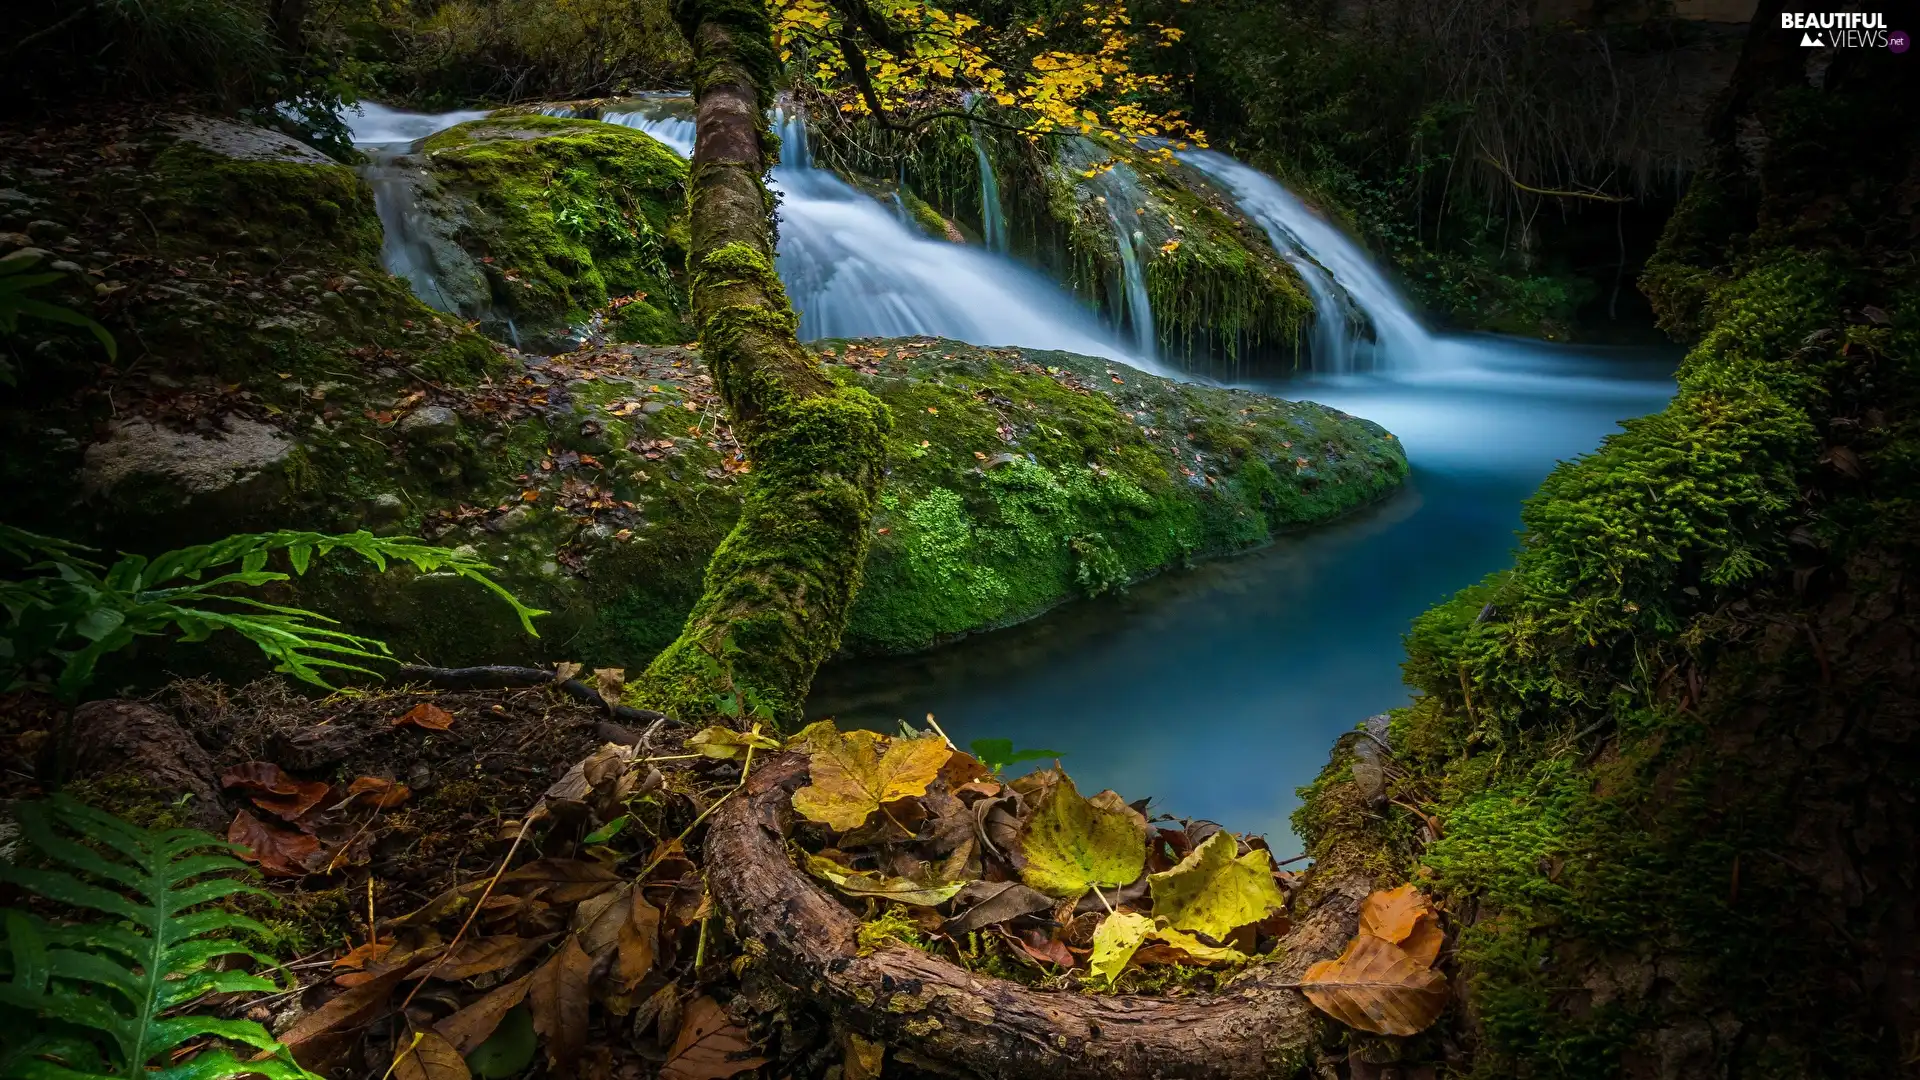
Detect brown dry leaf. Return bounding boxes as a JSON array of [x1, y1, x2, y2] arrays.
[[573, 883, 634, 957], [332, 941, 394, 971], [432, 972, 529, 1045], [1299, 933, 1448, 1036], [394, 703, 456, 731], [591, 667, 626, 702], [789, 725, 952, 832], [945, 881, 1054, 933], [392, 1032, 471, 1080], [529, 935, 594, 1069], [281, 965, 415, 1065], [227, 809, 321, 878], [553, 661, 584, 683], [660, 996, 766, 1080], [644, 839, 697, 882], [220, 761, 332, 822], [615, 890, 661, 991], [1359, 884, 1445, 967], [1012, 929, 1078, 970], [344, 776, 412, 809], [938, 751, 993, 789], [499, 858, 623, 904], [436, 973, 532, 1054], [415, 934, 557, 981]]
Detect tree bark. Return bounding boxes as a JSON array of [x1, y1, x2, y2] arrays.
[[630, 0, 889, 727], [707, 750, 1381, 1078]]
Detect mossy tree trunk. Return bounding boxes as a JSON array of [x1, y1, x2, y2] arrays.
[[629, 0, 889, 727]]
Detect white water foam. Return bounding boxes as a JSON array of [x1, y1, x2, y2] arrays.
[[1183, 150, 1432, 371]]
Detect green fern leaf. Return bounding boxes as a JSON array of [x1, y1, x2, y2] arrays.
[[0, 796, 318, 1080]]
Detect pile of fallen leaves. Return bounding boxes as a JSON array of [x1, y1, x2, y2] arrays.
[[770, 718, 1450, 1026], [773, 719, 1288, 991], [223, 695, 768, 1080]]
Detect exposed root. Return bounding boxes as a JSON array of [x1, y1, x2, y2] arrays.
[[706, 752, 1380, 1079]]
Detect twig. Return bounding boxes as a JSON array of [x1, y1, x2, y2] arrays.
[[636, 740, 758, 880], [923, 712, 956, 750], [1478, 146, 1630, 203], [397, 817, 533, 1011]]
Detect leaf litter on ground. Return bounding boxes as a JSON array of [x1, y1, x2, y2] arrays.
[[780, 720, 1313, 996]]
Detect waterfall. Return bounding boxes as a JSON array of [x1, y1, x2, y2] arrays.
[[596, 104, 1142, 364], [1182, 151, 1431, 371], [970, 130, 1008, 253], [344, 103, 494, 324], [1106, 204, 1156, 357]]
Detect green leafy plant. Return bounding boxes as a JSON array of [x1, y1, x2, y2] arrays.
[[0, 795, 318, 1080], [0, 249, 116, 386], [0, 525, 546, 701], [968, 737, 1061, 774]]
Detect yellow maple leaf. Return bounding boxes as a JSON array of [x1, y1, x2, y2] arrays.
[[790, 724, 952, 831]]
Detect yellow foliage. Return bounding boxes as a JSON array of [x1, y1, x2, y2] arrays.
[[769, 0, 1202, 151]]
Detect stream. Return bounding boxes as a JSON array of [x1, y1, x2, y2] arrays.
[[345, 101, 1676, 856]]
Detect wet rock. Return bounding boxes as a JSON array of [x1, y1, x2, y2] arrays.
[[398, 405, 461, 445], [492, 504, 538, 532], [365, 492, 407, 526], [164, 114, 337, 165]]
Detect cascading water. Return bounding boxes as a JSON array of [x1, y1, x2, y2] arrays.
[[343, 103, 499, 332], [1183, 150, 1429, 371], [598, 104, 1142, 363], [970, 130, 1008, 253]]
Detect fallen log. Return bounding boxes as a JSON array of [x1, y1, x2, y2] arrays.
[[705, 752, 1378, 1079], [396, 664, 669, 726]]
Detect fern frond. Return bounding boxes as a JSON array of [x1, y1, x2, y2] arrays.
[[0, 796, 317, 1080], [3, 525, 547, 700]]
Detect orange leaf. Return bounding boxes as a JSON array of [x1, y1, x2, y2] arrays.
[[281, 965, 416, 1065], [660, 997, 766, 1080], [1359, 883, 1444, 967], [1299, 933, 1448, 1036], [345, 776, 412, 809], [393, 703, 455, 731], [332, 941, 395, 971]]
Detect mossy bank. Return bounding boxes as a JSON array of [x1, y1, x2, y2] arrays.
[[0, 107, 1403, 685], [294, 337, 1406, 670], [1288, 39, 1920, 1080]]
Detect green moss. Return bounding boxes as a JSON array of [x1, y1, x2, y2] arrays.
[[61, 774, 192, 832], [832, 340, 1405, 653], [422, 115, 691, 342]]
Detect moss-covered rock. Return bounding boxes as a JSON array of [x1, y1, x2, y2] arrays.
[[1046, 136, 1313, 368], [0, 111, 502, 547], [416, 114, 692, 349], [296, 337, 1405, 668]]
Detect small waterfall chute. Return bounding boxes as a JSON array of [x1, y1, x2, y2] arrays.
[[344, 103, 494, 323], [970, 128, 1008, 253], [1182, 150, 1431, 371], [595, 103, 1145, 364]]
